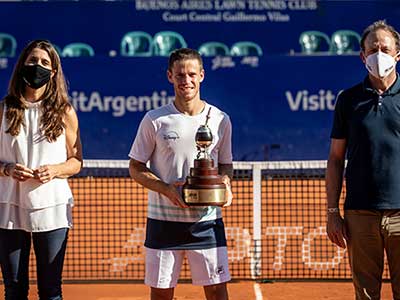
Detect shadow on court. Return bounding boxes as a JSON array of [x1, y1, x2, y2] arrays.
[[0, 281, 394, 300]]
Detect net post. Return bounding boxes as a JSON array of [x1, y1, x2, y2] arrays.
[[251, 163, 262, 279]]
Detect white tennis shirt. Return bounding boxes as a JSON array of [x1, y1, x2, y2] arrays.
[[129, 102, 232, 223]]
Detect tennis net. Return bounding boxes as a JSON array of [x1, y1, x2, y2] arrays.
[[16, 160, 391, 281]]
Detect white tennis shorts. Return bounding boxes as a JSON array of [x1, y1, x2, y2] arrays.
[[145, 246, 231, 288]]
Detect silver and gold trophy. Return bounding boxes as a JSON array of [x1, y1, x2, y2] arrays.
[[182, 108, 227, 206]]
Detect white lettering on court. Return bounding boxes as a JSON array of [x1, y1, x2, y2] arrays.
[[103, 226, 252, 272], [102, 225, 346, 272], [302, 226, 346, 270], [266, 226, 303, 270]]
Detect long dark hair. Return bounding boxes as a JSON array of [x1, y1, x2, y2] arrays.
[[4, 39, 71, 142]]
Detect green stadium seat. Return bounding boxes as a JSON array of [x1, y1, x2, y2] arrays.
[[62, 43, 95, 57], [152, 31, 187, 56], [120, 31, 152, 57], [330, 30, 361, 55], [198, 42, 230, 57], [0, 33, 17, 57], [230, 41, 263, 56], [299, 31, 330, 54]]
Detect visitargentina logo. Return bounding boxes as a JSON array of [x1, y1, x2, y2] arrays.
[[285, 89, 340, 111], [70, 90, 175, 117]]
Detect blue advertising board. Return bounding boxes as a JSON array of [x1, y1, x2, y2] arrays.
[[0, 1, 399, 160]]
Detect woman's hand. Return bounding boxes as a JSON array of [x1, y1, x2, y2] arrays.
[[33, 164, 59, 183], [8, 163, 35, 182]]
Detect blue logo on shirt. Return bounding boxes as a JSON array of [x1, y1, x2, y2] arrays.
[[163, 131, 180, 141]]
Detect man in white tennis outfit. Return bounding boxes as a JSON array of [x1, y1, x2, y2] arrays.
[[129, 48, 233, 300]]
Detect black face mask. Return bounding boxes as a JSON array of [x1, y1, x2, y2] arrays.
[[21, 64, 52, 89]]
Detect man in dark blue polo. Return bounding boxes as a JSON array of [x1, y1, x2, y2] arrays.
[[326, 20, 400, 300]]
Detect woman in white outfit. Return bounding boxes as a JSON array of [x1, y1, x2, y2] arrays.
[[0, 40, 82, 300]]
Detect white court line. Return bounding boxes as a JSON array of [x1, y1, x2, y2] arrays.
[[254, 282, 264, 300]]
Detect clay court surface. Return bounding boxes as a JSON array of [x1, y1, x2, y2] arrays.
[[0, 172, 394, 299], [1, 281, 394, 300]]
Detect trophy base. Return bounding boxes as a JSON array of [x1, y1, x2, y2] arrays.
[[183, 188, 226, 206]]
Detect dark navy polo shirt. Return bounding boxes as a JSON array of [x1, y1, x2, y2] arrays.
[[331, 75, 400, 209]]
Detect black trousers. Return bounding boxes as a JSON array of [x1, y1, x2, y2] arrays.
[[0, 228, 68, 300]]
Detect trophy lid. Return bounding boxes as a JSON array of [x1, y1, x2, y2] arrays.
[[195, 125, 213, 148], [195, 107, 213, 149]]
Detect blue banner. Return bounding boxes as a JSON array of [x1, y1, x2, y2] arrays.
[[0, 55, 364, 160], [0, 1, 399, 160]]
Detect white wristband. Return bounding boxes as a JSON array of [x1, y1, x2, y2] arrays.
[[327, 207, 340, 214]]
